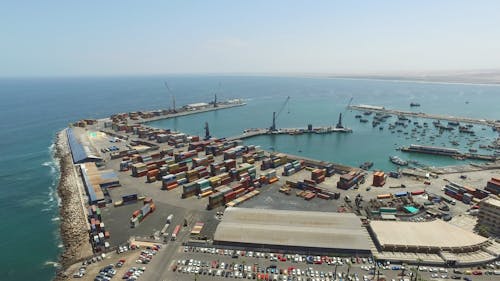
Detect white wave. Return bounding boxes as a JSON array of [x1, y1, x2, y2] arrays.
[[43, 139, 62, 210], [51, 217, 60, 222], [44, 261, 61, 268], [58, 243, 64, 248]]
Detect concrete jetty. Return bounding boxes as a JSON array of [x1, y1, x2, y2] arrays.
[[349, 104, 500, 128], [227, 126, 353, 141], [135, 101, 246, 124]]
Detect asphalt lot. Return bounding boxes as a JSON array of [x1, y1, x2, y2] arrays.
[[83, 126, 498, 247], [67, 125, 500, 281], [141, 245, 499, 281]]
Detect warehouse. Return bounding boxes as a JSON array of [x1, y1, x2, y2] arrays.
[[214, 207, 371, 255], [66, 128, 102, 164], [369, 220, 499, 266], [81, 163, 120, 205]]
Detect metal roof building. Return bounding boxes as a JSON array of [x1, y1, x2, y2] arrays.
[[370, 220, 488, 250], [368, 220, 499, 266], [66, 128, 102, 164], [81, 163, 120, 205], [214, 207, 372, 255]]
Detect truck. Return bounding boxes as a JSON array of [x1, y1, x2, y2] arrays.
[[171, 225, 181, 241], [166, 214, 174, 223]]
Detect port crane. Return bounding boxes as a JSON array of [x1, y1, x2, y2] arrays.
[[336, 96, 353, 129], [269, 96, 290, 132], [164, 82, 176, 113], [204, 122, 211, 140], [213, 82, 221, 108]]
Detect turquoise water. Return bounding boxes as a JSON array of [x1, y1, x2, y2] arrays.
[[0, 76, 498, 280], [149, 78, 499, 171]]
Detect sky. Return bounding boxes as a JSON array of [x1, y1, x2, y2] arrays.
[[1, 0, 500, 77]]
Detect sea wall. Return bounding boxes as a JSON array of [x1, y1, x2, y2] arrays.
[[54, 129, 93, 280]]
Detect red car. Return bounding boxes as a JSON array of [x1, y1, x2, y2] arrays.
[[472, 270, 482, 275]]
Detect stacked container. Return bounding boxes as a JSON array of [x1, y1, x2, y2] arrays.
[[372, 171, 386, 187], [311, 169, 326, 184], [130, 201, 156, 228], [486, 177, 500, 195], [131, 163, 148, 177], [174, 150, 198, 163], [282, 160, 303, 176], [337, 170, 365, 190], [162, 174, 178, 190]]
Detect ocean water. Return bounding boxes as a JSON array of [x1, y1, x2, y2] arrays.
[[0, 75, 498, 281]]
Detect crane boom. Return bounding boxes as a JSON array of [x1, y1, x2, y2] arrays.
[[270, 96, 291, 131], [164, 82, 176, 112]]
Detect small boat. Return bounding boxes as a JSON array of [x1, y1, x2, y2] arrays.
[[469, 148, 478, 153], [360, 118, 368, 123], [390, 156, 408, 166], [359, 162, 374, 170], [363, 111, 372, 116], [355, 114, 362, 118], [410, 102, 421, 107]]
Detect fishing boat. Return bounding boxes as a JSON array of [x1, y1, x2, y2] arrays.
[[410, 102, 421, 107], [359, 162, 374, 170], [390, 156, 408, 166]]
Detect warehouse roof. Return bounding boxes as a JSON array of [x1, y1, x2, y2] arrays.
[[482, 197, 500, 208], [214, 207, 371, 251], [370, 220, 488, 249], [67, 128, 102, 164]]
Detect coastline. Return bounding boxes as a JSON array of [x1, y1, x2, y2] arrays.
[[54, 129, 93, 280]]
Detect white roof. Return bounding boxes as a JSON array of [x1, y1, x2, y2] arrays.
[[370, 220, 488, 249], [214, 207, 371, 251]]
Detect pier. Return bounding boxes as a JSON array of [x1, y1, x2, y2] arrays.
[[349, 104, 500, 128], [227, 126, 353, 141], [400, 145, 497, 162], [136, 101, 246, 124]]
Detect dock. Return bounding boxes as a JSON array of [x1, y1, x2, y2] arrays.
[[349, 104, 500, 128], [400, 145, 497, 162], [135, 101, 247, 124], [227, 126, 353, 141]]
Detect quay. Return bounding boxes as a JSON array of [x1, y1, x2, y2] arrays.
[[400, 144, 497, 161], [349, 104, 500, 128], [89, 100, 247, 126], [227, 126, 352, 141], [136, 101, 246, 124]]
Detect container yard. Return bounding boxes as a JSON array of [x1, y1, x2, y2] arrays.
[[60, 100, 500, 281]]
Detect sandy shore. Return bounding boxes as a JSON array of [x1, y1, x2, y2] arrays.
[[54, 129, 93, 280]]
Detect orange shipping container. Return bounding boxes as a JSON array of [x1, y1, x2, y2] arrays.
[[268, 177, 279, 184], [167, 183, 178, 190]]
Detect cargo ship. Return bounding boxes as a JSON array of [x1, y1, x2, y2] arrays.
[[389, 156, 408, 166]]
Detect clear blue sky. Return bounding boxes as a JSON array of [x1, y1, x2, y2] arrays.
[[1, 0, 499, 77]]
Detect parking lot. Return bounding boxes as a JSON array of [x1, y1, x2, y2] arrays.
[[140, 245, 500, 281]]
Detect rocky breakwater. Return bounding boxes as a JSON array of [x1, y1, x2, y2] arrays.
[[54, 129, 93, 280]]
